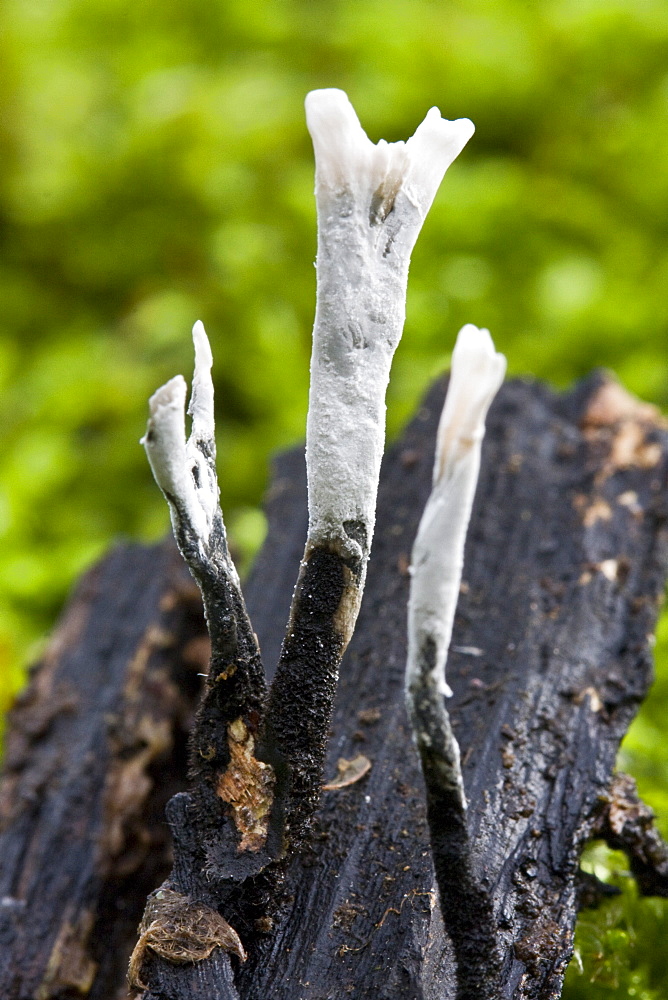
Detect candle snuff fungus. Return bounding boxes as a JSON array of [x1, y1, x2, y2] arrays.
[[406, 324, 506, 807], [134, 87, 504, 997], [304, 88, 475, 565]]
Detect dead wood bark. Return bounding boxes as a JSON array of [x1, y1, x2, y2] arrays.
[[1, 371, 668, 999], [0, 544, 208, 1000]]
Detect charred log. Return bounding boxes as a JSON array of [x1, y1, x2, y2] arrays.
[[1, 372, 668, 998]]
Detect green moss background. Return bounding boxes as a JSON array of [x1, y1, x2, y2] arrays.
[[1, 0, 667, 993]]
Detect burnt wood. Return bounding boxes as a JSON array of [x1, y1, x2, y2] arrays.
[[1, 372, 668, 999], [235, 372, 668, 1000], [0, 543, 208, 1000]]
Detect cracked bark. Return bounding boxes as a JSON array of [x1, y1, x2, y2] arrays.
[[1, 370, 668, 999]]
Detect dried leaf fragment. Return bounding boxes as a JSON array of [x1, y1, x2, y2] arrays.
[[128, 887, 246, 990], [323, 754, 372, 790]]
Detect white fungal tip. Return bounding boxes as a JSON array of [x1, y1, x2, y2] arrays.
[[305, 88, 370, 192], [434, 325, 506, 483], [414, 107, 475, 158], [147, 374, 187, 419], [188, 320, 215, 439], [422, 107, 475, 145], [141, 375, 189, 496], [304, 88, 474, 221], [451, 324, 507, 393], [305, 87, 358, 126], [192, 320, 213, 371], [403, 111, 475, 215]]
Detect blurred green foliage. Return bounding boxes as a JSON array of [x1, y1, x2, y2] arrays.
[[565, 844, 668, 998], [1, 0, 667, 994]]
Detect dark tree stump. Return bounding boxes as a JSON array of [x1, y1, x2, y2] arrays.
[[1, 372, 668, 1000]]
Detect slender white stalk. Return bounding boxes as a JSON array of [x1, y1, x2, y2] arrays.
[[141, 321, 224, 567], [406, 324, 506, 803], [409, 324, 506, 695], [304, 88, 475, 561]]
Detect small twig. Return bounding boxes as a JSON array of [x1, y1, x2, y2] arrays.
[[593, 772, 668, 897], [376, 889, 436, 928], [338, 890, 436, 956]]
